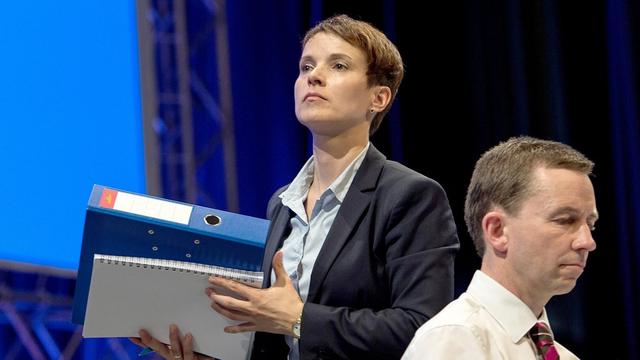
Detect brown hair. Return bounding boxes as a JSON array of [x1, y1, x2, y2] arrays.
[[464, 136, 594, 257], [302, 14, 404, 135]]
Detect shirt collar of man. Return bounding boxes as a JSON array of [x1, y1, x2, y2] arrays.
[[280, 142, 370, 212], [467, 270, 555, 344]]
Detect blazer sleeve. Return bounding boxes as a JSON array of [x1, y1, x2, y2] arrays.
[[299, 174, 460, 359]]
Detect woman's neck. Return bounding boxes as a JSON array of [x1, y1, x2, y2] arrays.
[[310, 132, 368, 192]]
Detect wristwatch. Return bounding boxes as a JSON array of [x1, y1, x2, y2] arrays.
[[292, 314, 302, 339]]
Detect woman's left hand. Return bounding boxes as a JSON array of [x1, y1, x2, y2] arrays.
[[129, 324, 214, 360], [207, 251, 303, 336]]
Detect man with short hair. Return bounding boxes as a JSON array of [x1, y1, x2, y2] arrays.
[[402, 136, 597, 359]]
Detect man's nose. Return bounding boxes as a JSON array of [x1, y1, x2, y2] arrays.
[[574, 223, 596, 252]]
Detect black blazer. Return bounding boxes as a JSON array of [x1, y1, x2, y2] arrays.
[[251, 145, 459, 359]]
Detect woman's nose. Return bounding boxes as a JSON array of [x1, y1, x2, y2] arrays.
[[307, 66, 324, 85]]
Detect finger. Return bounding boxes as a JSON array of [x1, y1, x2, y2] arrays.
[[272, 251, 289, 287], [129, 337, 144, 347], [224, 321, 257, 334], [139, 329, 172, 358], [181, 332, 195, 360], [177, 332, 214, 360], [210, 299, 253, 322], [208, 276, 253, 299], [169, 324, 183, 359], [209, 292, 251, 313]]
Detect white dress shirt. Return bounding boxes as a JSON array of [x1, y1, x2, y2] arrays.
[[401, 270, 579, 360]]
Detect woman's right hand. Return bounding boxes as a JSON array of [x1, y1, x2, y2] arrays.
[[129, 324, 214, 360]]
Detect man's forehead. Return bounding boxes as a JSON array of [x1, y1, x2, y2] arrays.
[[527, 166, 596, 206]]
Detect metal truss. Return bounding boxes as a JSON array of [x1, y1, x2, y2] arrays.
[[1, 1, 239, 358], [0, 261, 142, 359], [138, 0, 238, 211]]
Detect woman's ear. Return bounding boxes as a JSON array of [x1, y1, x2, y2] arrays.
[[482, 210, 509, 254], [370, 86, 392, 112]]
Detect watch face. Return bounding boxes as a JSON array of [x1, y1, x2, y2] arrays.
[[293, 322, 301, 338]]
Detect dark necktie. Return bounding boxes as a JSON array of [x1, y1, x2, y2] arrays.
[[529, 322, 560, 360]]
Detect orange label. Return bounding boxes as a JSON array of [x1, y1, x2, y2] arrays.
[[99, 189, 118, 208]]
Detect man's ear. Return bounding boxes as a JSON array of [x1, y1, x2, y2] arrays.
[[370, 86, 392, 112], [482, 210, 509, 254]]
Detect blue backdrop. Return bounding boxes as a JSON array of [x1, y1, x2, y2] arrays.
[[0, 2, 145, 270]]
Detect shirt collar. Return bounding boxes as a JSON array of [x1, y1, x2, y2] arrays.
[[279, 142, 370, 207], [330, 142, 369, 202], [278, 156, 314, 219], [467, 270, 552, 343]]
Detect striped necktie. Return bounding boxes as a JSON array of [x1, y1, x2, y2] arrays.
[[529, 322, 560, 360]]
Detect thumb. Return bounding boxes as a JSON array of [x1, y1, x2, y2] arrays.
[[272, 250, 290, 287]]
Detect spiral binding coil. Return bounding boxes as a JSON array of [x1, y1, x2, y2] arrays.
[[94, 254, 262, 287]]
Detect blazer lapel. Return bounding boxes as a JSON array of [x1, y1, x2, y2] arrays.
[[261, 203, 292, 287], [306, 145, 386, 302]]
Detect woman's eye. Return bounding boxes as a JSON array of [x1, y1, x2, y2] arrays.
[[334, 63, 347, 70], [300, 64, 313, 72]]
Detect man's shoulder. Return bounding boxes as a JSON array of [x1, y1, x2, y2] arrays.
[[406, 294, 496, 357], [409, 292, 515, 356], [421, 293, 485, 330], [416, 291, 506, 344]]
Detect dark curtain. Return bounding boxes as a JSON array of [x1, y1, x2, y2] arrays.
[[607, 0, 640, 358], [192, 0, 639, 358]]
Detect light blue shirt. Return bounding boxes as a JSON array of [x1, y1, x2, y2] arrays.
[[273, 142, 370, 359]]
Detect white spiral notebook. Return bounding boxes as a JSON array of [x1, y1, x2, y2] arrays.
[[82, 254, 263, 359]]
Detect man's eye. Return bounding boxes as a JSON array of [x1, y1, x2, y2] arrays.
[[554, 218, 575, 225]]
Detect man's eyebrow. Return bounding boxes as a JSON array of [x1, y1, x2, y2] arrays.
[[549, 206, 580, 217], [549, 206, 599, 221]]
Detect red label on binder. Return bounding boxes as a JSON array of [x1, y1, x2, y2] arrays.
[[99, 189, 118, 208]]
